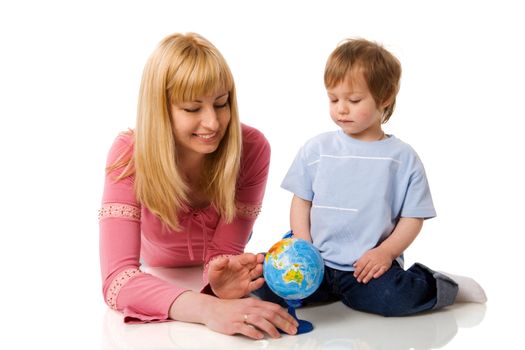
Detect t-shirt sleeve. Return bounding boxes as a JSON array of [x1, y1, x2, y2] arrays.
[[400, 154, 436, 219], [201, 126, 271, 283], [281, 144, 314, 201], [99, 134, 187, 323]]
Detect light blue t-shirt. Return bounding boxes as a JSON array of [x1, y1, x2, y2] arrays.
[[281, 130, 436, 271]]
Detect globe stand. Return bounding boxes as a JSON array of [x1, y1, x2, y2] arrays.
[[270, 230, 319, 335], [285, 299, 313, 334]]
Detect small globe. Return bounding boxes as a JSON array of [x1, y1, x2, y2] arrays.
[[263, 237, 324, 300]]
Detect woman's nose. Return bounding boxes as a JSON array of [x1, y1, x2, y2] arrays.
[[201, 107, 219, 129]]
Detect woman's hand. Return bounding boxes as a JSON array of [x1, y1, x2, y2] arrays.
[[203, 296, 298, 339], [353, 247, 393, 283], [208, 253, 265, 299]]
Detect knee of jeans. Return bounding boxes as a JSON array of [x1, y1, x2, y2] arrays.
[[340, 294, 401, 317], [350, 288, 414, 317], [380, 290, 425, 317], [379, 305, 409, 317]]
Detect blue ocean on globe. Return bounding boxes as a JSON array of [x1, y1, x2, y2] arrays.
[[263, 237, 324, 300]]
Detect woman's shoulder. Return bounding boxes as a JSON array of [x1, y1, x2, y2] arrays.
[[239, 123, 270, 171], [240, 123, 269, 148], [113, 129, 135, 146], [106, 130, 135, 164]]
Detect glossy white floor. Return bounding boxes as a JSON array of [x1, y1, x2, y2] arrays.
[[2, 1, 524, 349], [100, 266, 489, 350]]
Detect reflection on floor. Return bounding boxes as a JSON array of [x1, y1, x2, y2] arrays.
[[103, 266, 486, 350]]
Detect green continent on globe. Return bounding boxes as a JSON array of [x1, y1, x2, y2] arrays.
[[263, 237, 324, 301], [283, 265, 304, 285]]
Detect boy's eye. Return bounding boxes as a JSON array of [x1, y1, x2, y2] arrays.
[[349, 99, 361, 103]]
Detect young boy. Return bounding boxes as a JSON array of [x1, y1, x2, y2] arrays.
[[258, 38, 486, 316]]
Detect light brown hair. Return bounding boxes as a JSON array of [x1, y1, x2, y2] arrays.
[[324, 38, 402, 123]]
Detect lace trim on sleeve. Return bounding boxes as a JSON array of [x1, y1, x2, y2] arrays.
[[236, 202, 262, 220], [105, 268, 143, 310], [98, 203, 141, 221]]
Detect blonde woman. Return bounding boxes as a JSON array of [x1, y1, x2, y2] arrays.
[[99, 33, 298, 339]]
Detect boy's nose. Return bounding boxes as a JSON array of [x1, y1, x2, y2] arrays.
[[337, 102, 349, 115]]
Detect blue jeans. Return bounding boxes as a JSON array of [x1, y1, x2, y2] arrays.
[[254, 261, 458, 317]]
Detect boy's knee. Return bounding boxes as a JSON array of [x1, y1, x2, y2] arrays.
[[342, 288, 416, 317]]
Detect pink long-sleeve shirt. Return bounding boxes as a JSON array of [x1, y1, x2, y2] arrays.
[[99, 124, 270, 323]]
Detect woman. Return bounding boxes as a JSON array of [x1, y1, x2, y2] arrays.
[[99, 32, 298, 339]]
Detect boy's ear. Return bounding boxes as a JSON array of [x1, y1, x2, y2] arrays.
[[380, 94, 395, 109]]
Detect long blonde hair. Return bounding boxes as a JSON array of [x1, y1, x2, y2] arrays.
[[112, 33, 241, 231]]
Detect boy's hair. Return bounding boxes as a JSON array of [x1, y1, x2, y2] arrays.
[[324, 38, 402, 123], [110, 33, 241, 231]]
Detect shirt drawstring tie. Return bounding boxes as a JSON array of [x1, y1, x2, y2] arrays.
[[186, 217, 195, 261], [186, 211, 209, 261]]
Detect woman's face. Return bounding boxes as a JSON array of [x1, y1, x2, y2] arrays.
[[170, 91, 231, 161]]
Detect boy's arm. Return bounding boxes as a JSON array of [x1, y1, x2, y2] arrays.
[[378, 217, 423, 260], [290, 195, 312, 242], [353, 217, 423, 283]]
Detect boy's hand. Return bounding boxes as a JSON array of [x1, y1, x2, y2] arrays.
[[353, 247, 393, 283]]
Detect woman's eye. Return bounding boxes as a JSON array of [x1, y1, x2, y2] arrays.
[[184, 108, 200, 113], [214, 102, 228, 109]]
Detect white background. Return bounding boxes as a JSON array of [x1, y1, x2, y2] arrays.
[[1, 0, 524, 348]]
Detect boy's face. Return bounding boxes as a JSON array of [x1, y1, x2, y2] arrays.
[[327, 72, 385, 141]]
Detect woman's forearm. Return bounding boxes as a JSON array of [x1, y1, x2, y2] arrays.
[[168, 290, 216, 323]]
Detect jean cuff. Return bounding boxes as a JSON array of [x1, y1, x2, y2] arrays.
[[414, 263, 458, 310]]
